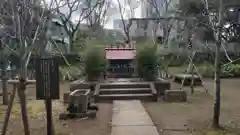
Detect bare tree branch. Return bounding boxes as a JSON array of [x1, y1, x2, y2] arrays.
[[86, 0, 110, 33], [116, 0, 134, 42], [147, 0, 173, 44], [53, 0, 100, 51]]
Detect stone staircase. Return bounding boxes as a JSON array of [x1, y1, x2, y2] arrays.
[[94, 82, 157, 102]]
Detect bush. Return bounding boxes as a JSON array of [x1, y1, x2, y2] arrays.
[[198, 63, 215, 76], [135, 45, 158, 81], [83, 46, 107, 81], [221, 64, 240, 76], [197, 64, 240, 77], [59, 65, 83, 81]]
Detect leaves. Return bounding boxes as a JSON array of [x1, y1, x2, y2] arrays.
[[135, 44, 158, 81], [83, 46, 107, 81]]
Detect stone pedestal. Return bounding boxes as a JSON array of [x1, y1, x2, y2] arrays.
[[68, 89, 91, 113]]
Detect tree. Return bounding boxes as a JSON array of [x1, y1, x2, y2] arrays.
[[86, 0, 111, 34], [209, 0, 223, 128], [0, 0, 51, 105], [146, 0, 174, 44], [178, 0, 240, 128], [0, 0, 60, 134], [222, 7, 240, 43], [116, 0, 135, 42], [54, 0, 101, 52]]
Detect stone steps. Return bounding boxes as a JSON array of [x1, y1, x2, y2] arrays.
[[99, 88, 151, 95], [94, 82, 157, 102], [96, 93, 156, 102], [99, 83, 150, 89]]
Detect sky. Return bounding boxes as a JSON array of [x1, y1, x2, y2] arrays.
[[45, 0, 142, 29]]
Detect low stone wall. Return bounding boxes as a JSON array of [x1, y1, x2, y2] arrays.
[[163, 90, 187, 102]]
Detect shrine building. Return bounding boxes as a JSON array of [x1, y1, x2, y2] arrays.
[[105, 43, 136, 78]]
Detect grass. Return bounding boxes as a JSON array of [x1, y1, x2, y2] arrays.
[[205, 130, 225, 135], [0, 101, 46, 120], [0, 100, 65, 120], [168, 66, 187, 74], [197, 130, 228, 135], [167, 64, 215, 75]]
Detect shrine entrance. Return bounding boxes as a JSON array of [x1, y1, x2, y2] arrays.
[[108, 60, 134, 77], [105, 44, 136, 78]]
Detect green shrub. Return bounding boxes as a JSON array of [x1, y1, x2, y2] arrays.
[[135, 45, 158, 81], [198, 63, 215, 76], [197, 64, 240, 77], [83, 46, 107, 81], [59, 65, 83, 80], [221, 64, 240, 76], [233, 64, 240, 75]]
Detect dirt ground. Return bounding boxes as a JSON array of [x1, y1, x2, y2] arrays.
[[0, 82, 112, 135], [143, 78, 240, 135], [1, 79, 240, 135]]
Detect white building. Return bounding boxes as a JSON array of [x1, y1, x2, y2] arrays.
[[45, 14, 72, 53]]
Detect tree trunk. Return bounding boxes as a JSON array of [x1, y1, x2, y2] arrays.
[[212, 0, 223, 128], [68, 35, 73, 53], [1, 49, 8, 105], [213, 39, 221, 128], [213, 37, 221, 129], [2, 67, 8, 105], [1, 84, 17, 135], [17, 79, 30, 135], [190, 64, 194, 94]]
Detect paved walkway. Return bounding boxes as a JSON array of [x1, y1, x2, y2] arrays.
[[111, 100, 159, 135]]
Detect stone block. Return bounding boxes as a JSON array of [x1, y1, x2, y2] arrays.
[[68, 89, 91, 113], [154, 80, 171, 96], [63, 92, 70, 103], [164, 90, 187, 102], [59, 110, 97, 120]]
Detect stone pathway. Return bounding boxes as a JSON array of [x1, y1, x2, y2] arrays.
[[111, 100, 159, 135]]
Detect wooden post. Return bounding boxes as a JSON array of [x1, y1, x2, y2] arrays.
[[46, 98, 52, 135], [1, 84, 17, 135]]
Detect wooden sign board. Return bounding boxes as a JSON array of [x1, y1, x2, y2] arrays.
[[35, 58, 60, 100]]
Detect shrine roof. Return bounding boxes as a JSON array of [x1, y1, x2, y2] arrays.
[[105, 44, 136, 60]]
